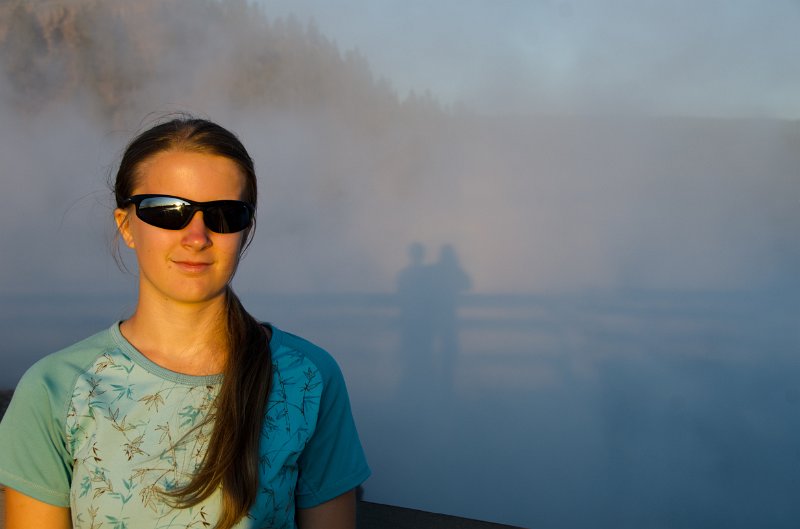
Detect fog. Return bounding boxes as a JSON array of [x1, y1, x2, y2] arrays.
[[259, 0, 800, 117], [1, 1, 799, 528]]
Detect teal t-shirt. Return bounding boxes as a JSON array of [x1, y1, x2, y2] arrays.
[[0, 323, 370, 528]]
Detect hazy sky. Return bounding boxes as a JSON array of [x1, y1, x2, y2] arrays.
[[1, 3, 800, 526], [257, 0, 800, 117]]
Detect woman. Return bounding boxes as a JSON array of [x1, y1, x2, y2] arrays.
[[0, 117, 370, 528]]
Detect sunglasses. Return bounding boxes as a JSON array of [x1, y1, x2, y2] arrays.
[[123, 194, 255, 234]]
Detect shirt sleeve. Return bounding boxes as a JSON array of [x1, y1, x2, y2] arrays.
[[0, 360, 73, 506], [294, 352, 370, 508]]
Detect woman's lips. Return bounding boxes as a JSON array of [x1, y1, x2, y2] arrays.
[[173, 260, 212, 273]]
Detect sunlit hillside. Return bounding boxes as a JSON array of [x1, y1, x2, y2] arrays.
[[0, 0, 443, 125]]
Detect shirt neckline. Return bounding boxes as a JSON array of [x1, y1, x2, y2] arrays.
[[109, 321, 281, 385]]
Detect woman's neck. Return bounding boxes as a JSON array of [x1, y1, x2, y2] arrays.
[[120, 295, 230, 376]]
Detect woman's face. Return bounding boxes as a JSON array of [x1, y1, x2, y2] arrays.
[[114, 150, 248, 307]]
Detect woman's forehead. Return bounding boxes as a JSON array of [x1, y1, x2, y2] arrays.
[[133, 150, 247, 200]]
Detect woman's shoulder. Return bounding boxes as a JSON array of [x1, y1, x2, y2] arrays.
[[18, 324, 119, 394], [268, 325, 345, 383], [3, 324, 121, 446]]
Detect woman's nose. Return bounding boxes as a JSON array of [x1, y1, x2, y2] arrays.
[[181, 211, 212, 248]]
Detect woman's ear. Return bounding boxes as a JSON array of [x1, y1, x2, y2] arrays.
[[114, 208, 135, 249]]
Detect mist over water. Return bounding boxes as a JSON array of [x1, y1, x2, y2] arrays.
[[1, 1, 800, 527]]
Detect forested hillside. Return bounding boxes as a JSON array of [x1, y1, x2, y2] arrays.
[[0, 0, 440, 124]]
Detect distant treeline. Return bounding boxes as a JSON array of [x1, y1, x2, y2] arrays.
[[0, 0, 445, 124]]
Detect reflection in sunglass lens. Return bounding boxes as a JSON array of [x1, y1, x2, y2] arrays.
[[138, 198, 190, 230]]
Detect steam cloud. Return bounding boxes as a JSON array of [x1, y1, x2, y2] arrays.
[[1, 1, 799, 527]]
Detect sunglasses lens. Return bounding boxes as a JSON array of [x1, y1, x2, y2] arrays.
[[204, 202, 252, 233], [136, 196, 192, 230]]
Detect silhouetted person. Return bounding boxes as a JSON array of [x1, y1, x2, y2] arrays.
[[396, 243, 471, 399], [396, 242, 435, 389]]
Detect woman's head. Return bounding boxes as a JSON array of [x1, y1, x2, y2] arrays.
[[113, 117, 258, 304]]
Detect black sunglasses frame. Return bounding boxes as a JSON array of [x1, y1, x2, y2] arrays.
[[123, 194, 255, 234]]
